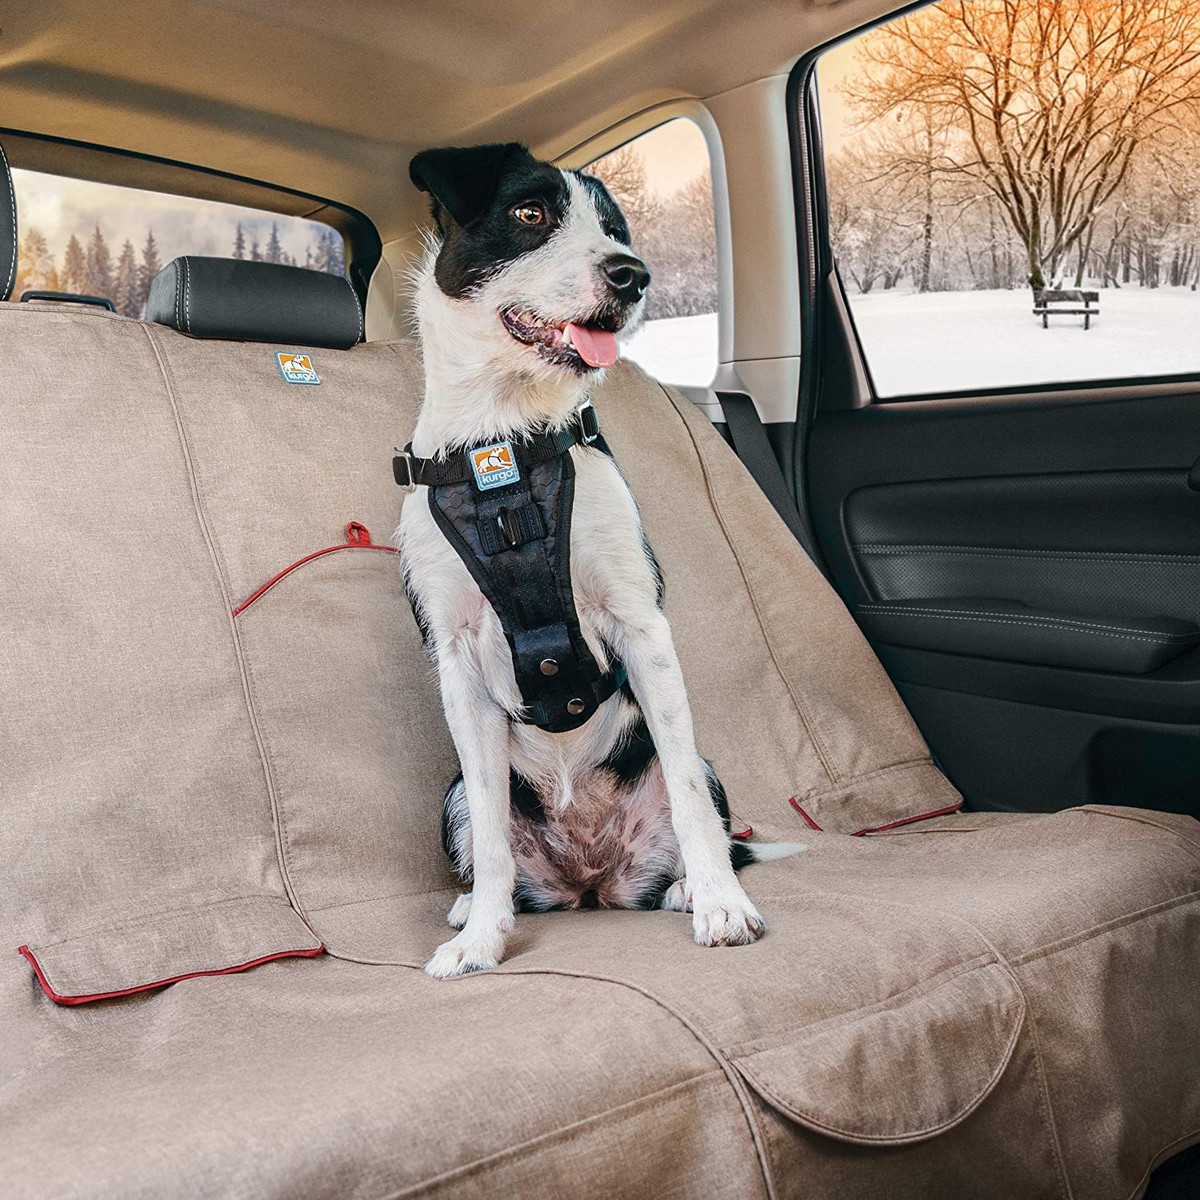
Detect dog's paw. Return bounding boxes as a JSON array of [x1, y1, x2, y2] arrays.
[[691, 886, 765, 947], [424, 914, 513, 980], [659, 879, 693, 912], [447, 892, 472, 929]]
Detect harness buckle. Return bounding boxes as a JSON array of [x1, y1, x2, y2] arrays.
[[393, 448, 417, 493], [577, 402, 600, 446]]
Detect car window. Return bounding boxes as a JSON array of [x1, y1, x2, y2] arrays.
[[11, 167, 346, 317], [587, 118, 718, 387], [816, 0, 1200, 398]]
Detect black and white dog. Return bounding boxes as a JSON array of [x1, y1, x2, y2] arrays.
[[399, 143, 802, 979]]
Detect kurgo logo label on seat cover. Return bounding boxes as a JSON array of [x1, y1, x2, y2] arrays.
[[276, 352, 320, 385], [470, 441, 520, 490]]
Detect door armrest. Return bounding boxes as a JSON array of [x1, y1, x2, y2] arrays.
[[855, 597, 1200, 675]]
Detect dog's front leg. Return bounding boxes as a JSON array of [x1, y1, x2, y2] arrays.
[[424, 645, 516, 979], [611, 609, 764, 946]]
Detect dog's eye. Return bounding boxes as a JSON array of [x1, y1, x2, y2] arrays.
[[512, 204, 546, 226]]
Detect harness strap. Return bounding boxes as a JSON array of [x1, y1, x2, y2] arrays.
[[397, 402, 625, 734], [394, 402, 600, 490]]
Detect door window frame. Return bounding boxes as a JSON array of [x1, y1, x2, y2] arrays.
[[0, 124, 381, 307], [557, 100, 733, 401]]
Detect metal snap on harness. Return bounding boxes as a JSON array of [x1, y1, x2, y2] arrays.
[[393, 448, 417, 493], [566, 698, 586, 715], [577, 402, 600, 445], [497, 508, 521, 548], [540, 659, 559, 676]]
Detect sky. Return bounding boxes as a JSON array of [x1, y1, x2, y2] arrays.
[[608, 117, 711, 197], [814, 35, 862, 158], [11, 167, 334, 265]]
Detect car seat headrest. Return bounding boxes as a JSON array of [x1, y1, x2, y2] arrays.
[[1, 145, 17, 303], [146, 256, 363, 349]]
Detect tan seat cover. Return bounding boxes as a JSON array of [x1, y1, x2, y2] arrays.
[[2, 302, 1197, 1200]]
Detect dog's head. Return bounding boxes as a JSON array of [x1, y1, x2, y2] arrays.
[[410, 143, 649, 380]]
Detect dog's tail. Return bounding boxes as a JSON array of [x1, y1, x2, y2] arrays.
[[731, 841, 808, 870]]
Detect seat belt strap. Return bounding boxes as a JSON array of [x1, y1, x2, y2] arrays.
[[716, 391, 819, 560]]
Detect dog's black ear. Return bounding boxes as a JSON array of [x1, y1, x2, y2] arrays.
[[409, 144, 527, 229]]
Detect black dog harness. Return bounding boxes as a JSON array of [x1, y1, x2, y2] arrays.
[[394, 403, 626, 734]]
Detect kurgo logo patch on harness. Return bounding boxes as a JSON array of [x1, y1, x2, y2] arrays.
[[276, 352, 320, 385], [470, 441, 520, 490]]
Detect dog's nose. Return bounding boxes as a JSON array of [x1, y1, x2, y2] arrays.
[[600, 254, 650, 302]]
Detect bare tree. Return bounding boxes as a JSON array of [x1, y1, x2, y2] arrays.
[[586, 144, 657, 239], [844, 0, 1200, 291], [589, 144, 718, 320], [827, 142, 924, 292]]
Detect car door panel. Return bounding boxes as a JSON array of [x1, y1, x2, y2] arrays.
[[808, 380, 1200, 814]]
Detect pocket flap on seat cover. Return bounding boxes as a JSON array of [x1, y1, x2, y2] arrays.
[[19, 898, 323, 1005], [728, 962, 1026, 1144]]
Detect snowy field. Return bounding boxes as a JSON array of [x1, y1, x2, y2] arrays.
[[849, 286, 1200, 396], [623, 313, 718, 387], [619, 289, 1200, 395]]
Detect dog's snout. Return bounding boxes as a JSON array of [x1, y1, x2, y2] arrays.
[[600, 254, 650, 302]]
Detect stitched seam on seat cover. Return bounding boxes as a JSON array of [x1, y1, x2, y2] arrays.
[[1019, 993, 1075, 1199], [377, 1073, 733, 1200], [789, 755, 941, 807], [857, 544, 1200, 564], [858, 608, 1197, 644], [309, 888, 440, 914], [735, 997, 1024, 1145], [141, 324, 307, 920], [486, 964, 778, 1200], [1010, 889, 1200, 968], [325, 953, 780, 1200], [654, 380, 836, 785], [1078, 807, 1200, 860], [910, 913, 1072, 1197], [1, 145, 16, 298]]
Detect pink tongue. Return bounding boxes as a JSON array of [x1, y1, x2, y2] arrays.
[[566, 322, 618, 368]]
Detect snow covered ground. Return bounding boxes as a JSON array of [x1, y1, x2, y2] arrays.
[[622, 313, 718, 387], [849, 286, 1200, 396], [619, 288, 1200, 396]]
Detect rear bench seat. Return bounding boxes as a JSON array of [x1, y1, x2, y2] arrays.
[[1, 153, 1197, 1199]]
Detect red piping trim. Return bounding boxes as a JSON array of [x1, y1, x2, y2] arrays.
[[787, 795, 964, 837], [232, 521, 400, 618], [731, 825, 753, 840], [18, 943, 324, 1006], [788, 797, 823, 831], [855, 801, 964, 836]]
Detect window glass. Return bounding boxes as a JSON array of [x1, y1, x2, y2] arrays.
[[817, 0, 1200, 397], [11, 168, 345, 317], [588, 119, 719, 386]]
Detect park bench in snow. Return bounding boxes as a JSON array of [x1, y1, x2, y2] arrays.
[[1033, 288, 1099, 330]]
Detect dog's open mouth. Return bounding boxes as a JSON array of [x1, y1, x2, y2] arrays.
[[500, 308, 621, 370]]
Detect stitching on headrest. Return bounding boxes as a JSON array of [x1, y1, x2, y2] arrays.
[[0, 145, 15, 301], [342, 275, 363, 343], [183, 257, 192, 333], [174, 259, 183, 329]]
